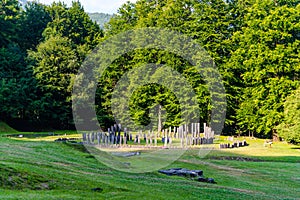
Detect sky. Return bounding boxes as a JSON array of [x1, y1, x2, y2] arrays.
[[28, 0, 137, 14]]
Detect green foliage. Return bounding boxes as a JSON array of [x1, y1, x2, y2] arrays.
[[0, 0, 20, 47], [28, 1, 103, 129], [231, 1, 300, 138], [0, 0, 299, 140], [277, 87, 300, 144], [98, 0, 231, 131], [29, 36, 79, 128], [0, 0, 51, 127], [0, 44, 25, 119], [18, 1, 51, 50], [44, 1, 103, 49]]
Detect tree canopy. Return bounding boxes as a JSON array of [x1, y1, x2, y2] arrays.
[[0, 0, 299, 143]]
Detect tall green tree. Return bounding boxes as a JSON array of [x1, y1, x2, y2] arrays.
[[98, 0, 231, 131], [30, 1, 103, 129], [0, 0, 28, 123], [0, 0, 20, 47], [29, 36, 79, 129], [231, 1, 300, 138], [0, 44, 24, 120], [44, 1, 102, 48], [277, 87, 300, 144], [18, 1, 51, 50]]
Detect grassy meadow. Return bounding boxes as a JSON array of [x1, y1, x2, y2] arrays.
[[0, 126, 299, 199]]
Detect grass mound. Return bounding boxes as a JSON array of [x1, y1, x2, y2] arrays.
[[0, 121, 17, 133], [0, 137, 299, 199], [0, 164, 52, 190]]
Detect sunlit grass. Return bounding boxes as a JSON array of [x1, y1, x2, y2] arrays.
[[0, 135, 299, 199]]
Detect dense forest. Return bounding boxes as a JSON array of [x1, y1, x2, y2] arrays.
[[0, 0, 299, 143]]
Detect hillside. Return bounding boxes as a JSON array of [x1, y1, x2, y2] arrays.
[[0, 136, 299, 199], [88, 13, 113, 28], [0, 121, 17, 133]]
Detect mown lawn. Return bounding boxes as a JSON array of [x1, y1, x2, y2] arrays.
[[0, 135, 299, 199]]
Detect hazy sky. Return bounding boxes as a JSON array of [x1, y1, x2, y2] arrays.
[[29, 0, 137, 14]]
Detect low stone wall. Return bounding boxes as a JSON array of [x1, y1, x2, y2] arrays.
[[219, 140, 248, 149]]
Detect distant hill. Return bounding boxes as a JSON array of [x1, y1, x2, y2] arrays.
[[18, 0, 112, 29], [88, 13, 113, 29]]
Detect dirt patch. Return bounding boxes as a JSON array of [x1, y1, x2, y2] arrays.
[[52, 162, 71, 167], [227, 187, 267, 196], [291, 177, 300, 181]]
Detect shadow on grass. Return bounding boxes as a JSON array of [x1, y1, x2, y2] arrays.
[[204, 150, 300, 163], [291, 147, 300, 150]]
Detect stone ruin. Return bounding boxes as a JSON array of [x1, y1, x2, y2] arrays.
[[158, 168, 216, 184], [82, 123, 215, 149], [219, 139, 248, 149]]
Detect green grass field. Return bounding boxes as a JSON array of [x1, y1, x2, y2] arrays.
[[0, 124, 299, 199]]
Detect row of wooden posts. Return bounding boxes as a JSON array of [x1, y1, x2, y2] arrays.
[[82, 123, 215, 148]]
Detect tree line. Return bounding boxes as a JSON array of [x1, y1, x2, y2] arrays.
[[0, 0, 102, 130], [0, 0, 299, 143]]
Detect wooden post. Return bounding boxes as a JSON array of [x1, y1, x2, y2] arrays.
[[158, 105, 162, 136], [155, 131, 157, 147], [119, 135, 122, 146], [204, 123, 206, 138], [150, 131, 153, 147], [164, 132, 168, 147], [173, 127, 177, 139], [169, 136, 172, 148], [191, 123, 194, 137], [146, 132, 149, 147], [97, 133, 100, 146], [185, 131, 188, 148], [123, 135, 126, 147], [138, 131, 141, 145]]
